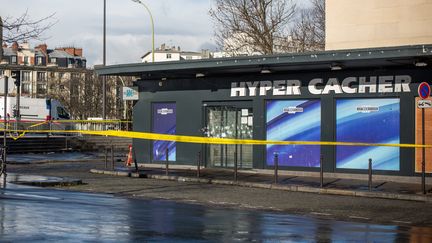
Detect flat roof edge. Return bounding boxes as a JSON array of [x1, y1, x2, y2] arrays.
[[95, 44, 432, 76]]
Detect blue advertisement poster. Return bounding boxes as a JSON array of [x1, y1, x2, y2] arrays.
[[336, 98, 400, 170], [152, 103, 176, 161], [266, 100, 321, 167]]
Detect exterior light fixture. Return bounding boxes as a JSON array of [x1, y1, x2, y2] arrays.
[[260, 68, 272, 74], [415, 60, 428, 67], [196, 73, 205, 78], [330, 64, 343, 71]]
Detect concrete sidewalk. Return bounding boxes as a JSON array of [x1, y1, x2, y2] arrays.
[[90, 163, 432, 203]]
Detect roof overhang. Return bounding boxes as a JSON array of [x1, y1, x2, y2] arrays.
[[95, 45, 432, 80]]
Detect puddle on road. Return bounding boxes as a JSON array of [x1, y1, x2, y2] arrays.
[[0, 183, 431, 242]]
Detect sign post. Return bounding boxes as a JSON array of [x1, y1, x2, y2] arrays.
[[418, 82, 430, 194], [2, 76, 7, 182]]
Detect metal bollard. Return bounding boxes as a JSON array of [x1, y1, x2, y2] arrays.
[[234, 151, 238, 181], [368, 158, 372, 191], [132, 146, 139, 172], [111, 144, 114, 170], [274, 153, 279, 184], [165, 148, 169, 176], [197, 151, 201, 178], [104, 148, 108, 169], [320, 154, 324, 188]]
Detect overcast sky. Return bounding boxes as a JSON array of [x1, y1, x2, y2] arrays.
[[1, 0, 309, 67]]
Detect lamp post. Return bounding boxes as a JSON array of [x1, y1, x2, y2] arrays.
[[102, 0, 107, 121], [131, 0, 155, 63]]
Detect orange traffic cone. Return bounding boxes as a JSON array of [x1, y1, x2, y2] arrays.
[[126, 145, 133, 167]]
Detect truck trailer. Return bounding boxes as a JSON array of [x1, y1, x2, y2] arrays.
[[0, 97, 70, 121]]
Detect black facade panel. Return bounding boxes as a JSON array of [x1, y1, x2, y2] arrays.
[[133, 68, 432, 176]]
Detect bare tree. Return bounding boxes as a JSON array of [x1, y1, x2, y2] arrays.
[[1, 10, 57, 43], [209, 0, 296, 55], [48, 71, 134, 120], [0, 11, 57, 64], [0, 17, 3, 60], [291, 0, 325, 52]]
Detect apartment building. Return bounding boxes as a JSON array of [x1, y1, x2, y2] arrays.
[[326, 0, 432, 50]]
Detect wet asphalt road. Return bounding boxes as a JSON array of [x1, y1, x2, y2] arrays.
[[1, 182, 432, 242]]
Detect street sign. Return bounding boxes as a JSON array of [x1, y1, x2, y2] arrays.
[[418, 82, 431, 99], [418, 99, 432, 108], [122, 87, 139, 100]]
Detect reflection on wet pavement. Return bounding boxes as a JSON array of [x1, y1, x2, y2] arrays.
[[7, 152, 99, 163], [0, 182, 432, 242]]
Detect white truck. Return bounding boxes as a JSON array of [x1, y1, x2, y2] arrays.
[[0, 97, 70, 121]]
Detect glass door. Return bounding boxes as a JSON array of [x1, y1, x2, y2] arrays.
[[205, 105, 253, 169]]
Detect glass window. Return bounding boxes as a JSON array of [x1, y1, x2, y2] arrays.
[[152, 103, 176, 161], [336, 98, 400, 171], [51, 57, 57, 64], [166, 53, 172, 59], [22, 71, 31, 82], [11, 56, 17, 64], [57, 107, 70, 119], [37, 83, 46, 94], [266, 100, 321, 167], [37, 56, 43, 65], [22, 83, 31, 94], [24, 56, 30, 65], [71, 73, 80, 79], [37, 72, 46, 82]]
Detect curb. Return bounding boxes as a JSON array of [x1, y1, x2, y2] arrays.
[[11, 180, 83, 187], [89, 169, 432, 203]]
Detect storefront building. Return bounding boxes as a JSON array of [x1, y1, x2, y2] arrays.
[[96, 45, 432, 177]]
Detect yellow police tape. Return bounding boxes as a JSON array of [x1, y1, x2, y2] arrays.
[[7, 121, 49, 141], [2, 128, 432, 148]]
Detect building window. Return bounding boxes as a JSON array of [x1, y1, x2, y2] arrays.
[[266, 100, 321, 167], [152, 103, 176, 161], [24, 56, 30, 65], [71, 73, 80, 79], [37, 56, 43, 65], [37, 83, 47, 94], [335, 98, 400, 171], [51, 57, 57, 64], [166, 54, 172, 59], [37, 72, 46, 82], [22, 71, 31, 82], [11, 56, 17, 64], [22, 83, 31, 94]]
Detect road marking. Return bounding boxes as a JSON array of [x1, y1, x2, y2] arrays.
[[311, 212, 331, 216], [349, 215, 370, 220], [392, 220, 412, 224]]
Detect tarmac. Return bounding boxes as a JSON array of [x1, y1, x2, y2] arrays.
[[4, 173, 82, 187], [4, 152, 432, 203], [89, 163, 432, 203]]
